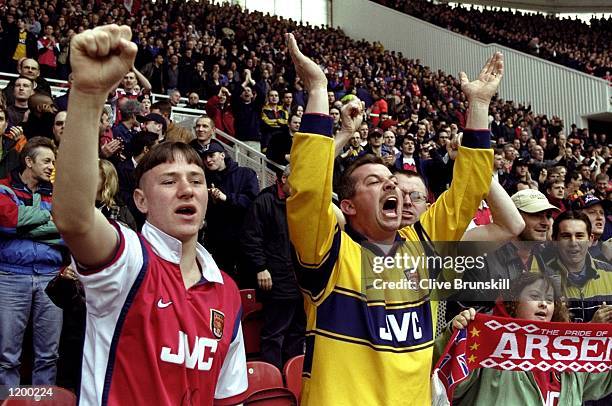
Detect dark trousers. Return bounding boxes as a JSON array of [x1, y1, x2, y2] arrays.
[[260, 297, 306, 370]]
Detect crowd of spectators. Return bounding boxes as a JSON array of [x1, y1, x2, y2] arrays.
[[375, 0, 612, 81], [0, 0, 610, 398]]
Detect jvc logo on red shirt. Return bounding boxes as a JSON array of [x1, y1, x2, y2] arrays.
[[160, 331, 217, 371]]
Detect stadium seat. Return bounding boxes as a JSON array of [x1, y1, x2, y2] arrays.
[[1, 386, 76, 405], [242, 309, 264, 356], [240, 289, 263, 315], [283, 355, 304, 402], [244, 388, 297, 405], [245, 361, 284, 394]]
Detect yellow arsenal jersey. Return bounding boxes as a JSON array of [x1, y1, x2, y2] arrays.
[[287, 115, 493, 406]]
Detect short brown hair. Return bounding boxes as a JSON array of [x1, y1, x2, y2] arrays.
[[337, 154, 384, 201], [20, 136, 56, 169], [134, 141, 204, 187], [195, 114, 214, 128], [503, 273, 569, 322], [552, 210, 591, 239], [151, 100, 172, 118]]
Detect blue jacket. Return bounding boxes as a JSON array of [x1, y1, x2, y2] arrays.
[[0, 171, 66, 274], [204, 157, 259, 246]]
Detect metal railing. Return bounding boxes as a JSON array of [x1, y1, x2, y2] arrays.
[[168, 108, 283, 190], [0, 71, 282, 190]]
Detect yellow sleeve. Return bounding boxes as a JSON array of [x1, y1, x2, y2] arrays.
[[417, 146, 493, 241], [261, 105, 277, 127], [287, 132, 338, 265], [286, 116, 340, 301]]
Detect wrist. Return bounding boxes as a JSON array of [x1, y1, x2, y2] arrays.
[[68, 88, 109, 107]]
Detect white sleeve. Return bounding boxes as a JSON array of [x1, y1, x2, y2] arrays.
[[76, 223, 144, 318], [214, 323, 248, 399]]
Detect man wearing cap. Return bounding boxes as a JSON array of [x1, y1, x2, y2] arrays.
[[503, 157, 531, 194], [361, 128, 394, 166], [137, 112, 167, 143], [464, 189, 560, 311], [202, 141, 259, 283], [572, 194, 610, 261]]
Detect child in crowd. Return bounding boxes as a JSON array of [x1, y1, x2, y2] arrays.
[[440, 273, 612, 405]]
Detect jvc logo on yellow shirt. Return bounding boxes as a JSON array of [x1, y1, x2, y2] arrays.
[[379, 311, 423, 342], [160, 330, 217, 371]]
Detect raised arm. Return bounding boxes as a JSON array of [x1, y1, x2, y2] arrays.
[[132, 66, 152, 92], [461, 179, 525, 241], [285, 33, 335, 270], [52, 25, 137, 268], [415, 53, 503, 241]]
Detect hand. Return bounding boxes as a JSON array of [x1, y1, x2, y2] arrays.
[[446, 133, 463, 160], [286, 33, 327, 91], [257, 270, 272, 291], [459, 52, 504, 104], [539, 168, 547, 184], [382, 154, 395, 166], [209, 187, 227, 202], [70, 24, 137, 96], [591, 302, 612, 323], [340, 99, 364, 133], [7, 126, 24, 141], [451, 308, 476, 331], [37, 103, 58, 114], [219, 87, 231, 97], [100, 138, 122, 158], [61, 266, 79, 281]]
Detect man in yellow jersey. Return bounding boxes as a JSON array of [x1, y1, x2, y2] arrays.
[[285, 33, 503, 405]]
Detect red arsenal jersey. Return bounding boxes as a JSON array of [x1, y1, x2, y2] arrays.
[[77, 222, 247, 405]]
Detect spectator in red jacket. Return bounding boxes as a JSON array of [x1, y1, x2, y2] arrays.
[[206, 87, 235, 136]]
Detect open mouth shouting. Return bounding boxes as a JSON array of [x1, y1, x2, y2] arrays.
[[175, 204, 198, 220], [533, 309, 548, 321], [381, 195, 399, 220]]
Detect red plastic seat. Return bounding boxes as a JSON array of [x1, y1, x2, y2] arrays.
[[240, 289, 263, 315], [242, 309, 264, 355], [1, 386, 76, 406], [214, 362, 295, 406], [245, 388, 297, 405], [283, 355, 304, 402], [245, 361, 283, 394]]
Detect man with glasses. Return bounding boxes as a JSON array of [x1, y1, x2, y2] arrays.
[[285, 32, 502, 405]]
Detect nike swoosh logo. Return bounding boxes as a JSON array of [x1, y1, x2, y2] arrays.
[[157, 298, 173, 309]]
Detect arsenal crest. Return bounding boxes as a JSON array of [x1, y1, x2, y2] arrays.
[[210, 309, 225, 339]]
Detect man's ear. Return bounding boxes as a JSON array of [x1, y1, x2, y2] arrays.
[[340, 198, 356, 216], [133, 188, 148, 214], [24, 155, 33, 169]]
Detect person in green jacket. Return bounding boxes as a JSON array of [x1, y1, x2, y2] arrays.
[[440, 273, 612, 406]]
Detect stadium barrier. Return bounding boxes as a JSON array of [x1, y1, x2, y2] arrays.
[[0, 71, 282, 191]]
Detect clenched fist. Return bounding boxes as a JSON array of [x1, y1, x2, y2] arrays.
[[70, 24, 137, 96]]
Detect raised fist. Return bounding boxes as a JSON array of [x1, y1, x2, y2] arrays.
[[70, 25, 137, 96]]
